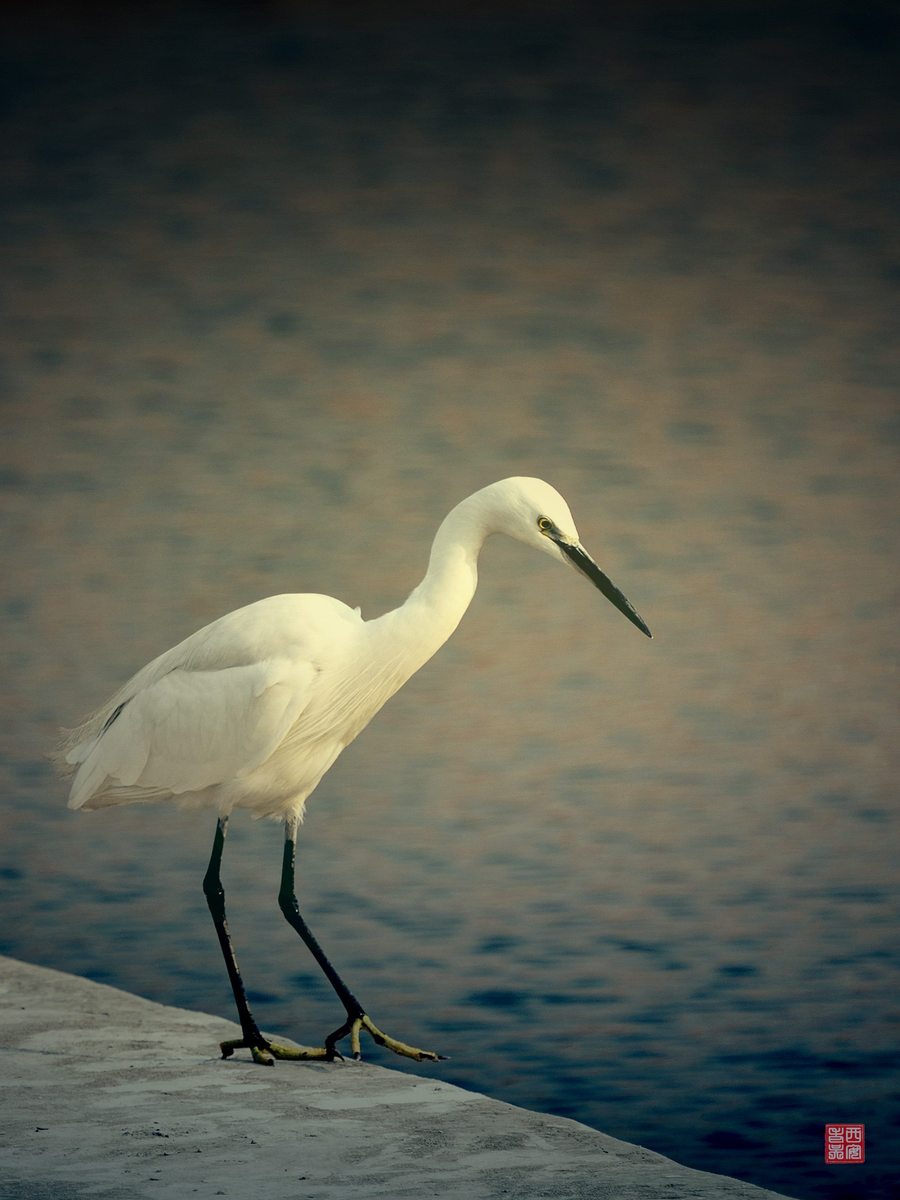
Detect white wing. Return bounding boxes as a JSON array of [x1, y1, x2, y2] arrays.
[[66, 658, 317, 808], [60, 593, 362, 810]]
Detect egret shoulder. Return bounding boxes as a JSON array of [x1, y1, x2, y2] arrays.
[[176, 593, 365, 671]]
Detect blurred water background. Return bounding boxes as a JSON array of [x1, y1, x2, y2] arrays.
[[2, 3, 898, 1198]]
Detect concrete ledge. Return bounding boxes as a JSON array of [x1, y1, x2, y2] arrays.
[[0, 956, 793, 1199]]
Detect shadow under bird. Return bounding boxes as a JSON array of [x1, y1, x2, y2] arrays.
[[57, 477, 651, 1065]]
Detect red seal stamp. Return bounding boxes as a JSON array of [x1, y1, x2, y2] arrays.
[[824, 1124, 865, 1163]]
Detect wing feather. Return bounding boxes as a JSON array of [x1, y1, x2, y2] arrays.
[[67, 658, 316, 809]]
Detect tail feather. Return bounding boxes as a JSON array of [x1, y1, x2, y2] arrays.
[[57, 696, 140, 810], [67, 755, 110, 810]]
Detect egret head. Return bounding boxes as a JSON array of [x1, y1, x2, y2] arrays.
[[485, 477, 652, 639]]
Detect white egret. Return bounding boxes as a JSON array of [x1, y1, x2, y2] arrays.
[[57, 477, 651, 1065]]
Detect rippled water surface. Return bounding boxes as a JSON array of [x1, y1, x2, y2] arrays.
[[2, 6, 898, 1199]]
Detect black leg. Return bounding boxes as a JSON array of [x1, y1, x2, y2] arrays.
[[276, 818, 444, 1063], [277, 823, 364, 1057], [202, 816, 273, 1063], [202, 815, 441, 1065]]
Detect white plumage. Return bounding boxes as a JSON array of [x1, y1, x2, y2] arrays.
[[57, 477, 650, 1065], [64, 594, 355, 815]]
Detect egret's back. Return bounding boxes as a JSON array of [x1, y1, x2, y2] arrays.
[[58, 593, 367, 818]]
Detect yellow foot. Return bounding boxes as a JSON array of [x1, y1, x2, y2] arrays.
[[220, 1036, 329, 1065], [326, 1013, 446, 1063]]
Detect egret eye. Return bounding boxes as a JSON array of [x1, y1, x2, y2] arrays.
[[537, 516, 552, 533]]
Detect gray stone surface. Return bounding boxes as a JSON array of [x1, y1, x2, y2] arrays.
[[0, 956, 794, 1199]]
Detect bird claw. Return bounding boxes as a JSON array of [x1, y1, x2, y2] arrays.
[[250, 1043, 275, 1067], [219, 1036, 329, 1064], [326, 1013, 446, 1063], [220, 1017, 444, 1067]]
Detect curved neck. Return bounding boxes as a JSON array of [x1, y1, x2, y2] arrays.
[[368, 492, 491, 674]]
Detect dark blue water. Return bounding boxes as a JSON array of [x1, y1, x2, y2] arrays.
[[2, 4, 899, 1198]]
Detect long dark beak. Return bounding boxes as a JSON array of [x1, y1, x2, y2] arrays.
[[556, 540, 652, 638]]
